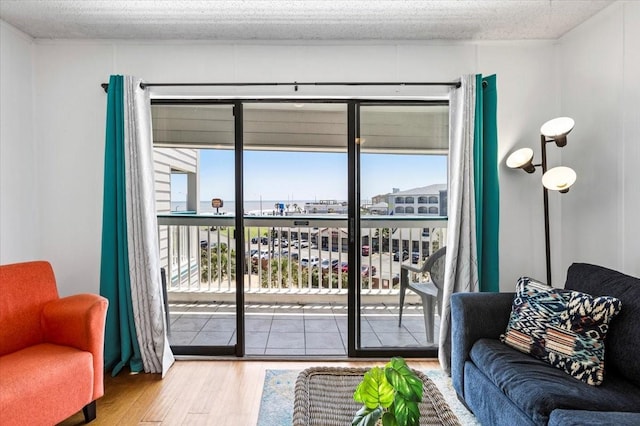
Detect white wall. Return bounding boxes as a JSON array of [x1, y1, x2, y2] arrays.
[[7, 4, 634, 297], [559, 1, 640, 280], [477, 42, 560, 287], [30, 39, 558, 295], [0, 22, 40, 265]]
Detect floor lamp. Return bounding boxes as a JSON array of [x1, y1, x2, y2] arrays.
[[506, 117, 577, 286]]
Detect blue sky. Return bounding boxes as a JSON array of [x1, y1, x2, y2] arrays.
[[171, 150, 447, 202]]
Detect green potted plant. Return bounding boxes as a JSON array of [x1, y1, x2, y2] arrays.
[[352, 357, 423, 426]]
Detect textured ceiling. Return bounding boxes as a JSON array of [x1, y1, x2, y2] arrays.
[[0, 1, 614, 41]]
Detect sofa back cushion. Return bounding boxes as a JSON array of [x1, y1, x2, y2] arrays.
[[0, 261, 59, 356], [565, 263, 640, 387]]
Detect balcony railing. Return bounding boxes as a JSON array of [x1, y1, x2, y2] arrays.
[[157, 214, 447, 302]]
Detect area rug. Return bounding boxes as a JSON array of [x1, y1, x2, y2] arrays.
[[257, 368, 479, 426]]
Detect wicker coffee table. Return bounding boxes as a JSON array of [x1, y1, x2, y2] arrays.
[[292, 367, 461, 426]]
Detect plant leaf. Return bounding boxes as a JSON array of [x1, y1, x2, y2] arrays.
[[385, 357, 423, 402], [354, 367, 395, 409], [352, 406, 383, 426], [381, 412, 399, 426], [392, 394, 421, 426]]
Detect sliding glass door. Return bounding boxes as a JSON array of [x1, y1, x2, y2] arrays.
[[151, 99, 448, 358], [153, 102, 240, 356], [353, 103, 448, 357], [242, 102, 349, 356]]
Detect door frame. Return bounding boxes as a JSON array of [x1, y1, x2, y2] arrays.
[[152, 97, 447, 358]]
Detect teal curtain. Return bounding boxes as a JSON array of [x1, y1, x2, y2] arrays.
[[474, 74, 500, 292], [100, 75, 144, 376]]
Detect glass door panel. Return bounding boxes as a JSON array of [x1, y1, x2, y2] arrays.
[[153, 103, 238, 355], [242, 102, 348, 356], [357, 104, 448, 353]]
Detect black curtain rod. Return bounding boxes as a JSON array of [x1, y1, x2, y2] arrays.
[[100, 80, 461, 93]]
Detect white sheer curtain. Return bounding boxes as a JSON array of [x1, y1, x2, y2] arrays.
[[439, 74, 479, 373], [123, 76, 175, 377]]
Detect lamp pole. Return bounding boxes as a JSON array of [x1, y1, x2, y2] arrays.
[[506, 117, 576, 288], [541, 135, 552, 286]]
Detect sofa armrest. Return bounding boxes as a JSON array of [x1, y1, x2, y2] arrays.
[[42, 294, 108, 400], [451, 292, 514, 400]]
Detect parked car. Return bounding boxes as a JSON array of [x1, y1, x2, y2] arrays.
[[320, 259, 341, 271], [300, 256, 319, 268], [411, 251, 421, 263], [393, 250, 409, 261], [333, 261, 349, 273], [201, 241, 227, 250], [361, 245, 370, 256], [361, 265, 377, 277], [280, 250, 299, 260], [251, 250, 270, 260]]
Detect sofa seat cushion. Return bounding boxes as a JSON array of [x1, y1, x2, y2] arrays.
[[0, 343, 94, 426], [548, 409, 640, 426], [470, 339, 640, 425]]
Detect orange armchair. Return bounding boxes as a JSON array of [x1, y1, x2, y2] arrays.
[[0, 261, 108, 425]]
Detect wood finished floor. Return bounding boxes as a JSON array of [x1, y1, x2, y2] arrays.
[[58, 359, 440, 426]]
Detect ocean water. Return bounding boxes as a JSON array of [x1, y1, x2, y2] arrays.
[[171, 200, 317, 215]]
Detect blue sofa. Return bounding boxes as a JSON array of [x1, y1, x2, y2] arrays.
[[451, 263, 640, 425]]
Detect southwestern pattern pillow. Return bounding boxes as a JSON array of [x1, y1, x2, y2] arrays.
[[501, 277, 622, 385]]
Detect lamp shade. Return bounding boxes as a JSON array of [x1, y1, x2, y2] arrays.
[[506, 147, 535, 173], [542, 166, 577, 193], [540, 117, 575, 147]]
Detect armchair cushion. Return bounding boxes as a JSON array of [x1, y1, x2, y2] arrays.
[[0, 344, 93, 426]]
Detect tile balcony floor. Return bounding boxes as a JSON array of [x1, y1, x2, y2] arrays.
[[168, 302, 439, 356]]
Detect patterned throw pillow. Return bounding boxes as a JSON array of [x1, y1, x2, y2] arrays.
[[501, 277, 622, 385]]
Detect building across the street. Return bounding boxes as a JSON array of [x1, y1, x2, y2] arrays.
[[388, 184, 447, 216]]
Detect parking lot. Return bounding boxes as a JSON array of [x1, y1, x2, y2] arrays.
[[201, 230, 425, 285]]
